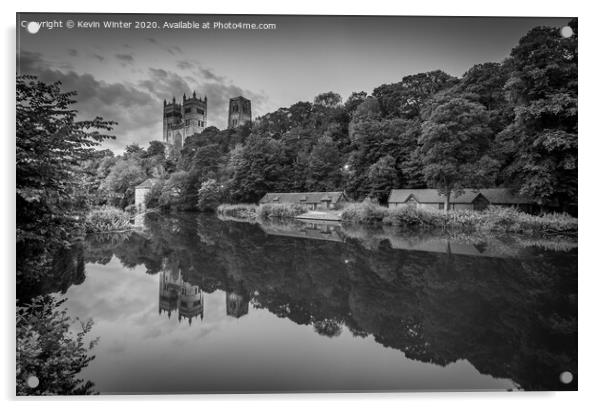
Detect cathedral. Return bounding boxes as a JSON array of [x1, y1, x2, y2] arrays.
[[162, 93, 252, 152]]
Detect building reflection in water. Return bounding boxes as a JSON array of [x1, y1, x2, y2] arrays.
[[158, 261, 249, 325], [226, 291, 250, 318]]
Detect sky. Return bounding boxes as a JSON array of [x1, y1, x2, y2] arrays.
[[16, 13, 572, 153]]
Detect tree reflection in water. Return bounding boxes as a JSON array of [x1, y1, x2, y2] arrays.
[[26, 213, 577, 392]]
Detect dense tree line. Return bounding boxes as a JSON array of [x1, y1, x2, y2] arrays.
[[70, 19, 578, 214]]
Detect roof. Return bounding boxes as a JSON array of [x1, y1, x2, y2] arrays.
[[388, 188, 533, 204], [259, 192, 346, 204], [477, 188, 534, 204], [135, 178, 160, 189]]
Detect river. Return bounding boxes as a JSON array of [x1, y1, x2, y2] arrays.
[[24, 213, 577, 393]]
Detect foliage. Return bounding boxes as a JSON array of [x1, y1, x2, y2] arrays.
[[342, 203, 577, 235], [216, 203, 258, 219], [306, 135, 342, 191], [340, 201, 389, 224], [84, 206, 132, 233], [418, 96, 499, 210], [373, 70, 458, 119], [229, 135, 289, 202], [17, 296, 98, 395], [367, 155, 399, 204], [99, 158, 146, 208], [63, 19, 578, 219], [197, 179, 224, 212], [16, 75, 115, 281], [496, 19, 578, 211], [257, 203, 307, 219], [314, 91, 342, 108]]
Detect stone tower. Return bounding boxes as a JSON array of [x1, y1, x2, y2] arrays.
[[227, 96, 252, 129], [163, 97, 183, 149], [163, 92, 207, 151], [182, 91, 207, 137]]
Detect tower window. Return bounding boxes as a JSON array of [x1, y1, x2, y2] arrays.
[[201, 121, 204, 127], [184, 108, 191, 114], [197, 108, 204, 114]]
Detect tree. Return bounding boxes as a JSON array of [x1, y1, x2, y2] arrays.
[[229, 135, 288, 202], [144, 140, 166, 159], [346, 117, 418, 199], [367, 155, 399, 204], [17, 296, 98, 395], [197, 179, 223, 212], [123, 144, 144, 160], [373, 70, 458, 119], [100, 158, 146, 208], [344, 91, 368, 114], [306, 135, 342, 191], [314, 91, 342, 108], [497, 19, 577, 211], [17, 75, 114, 280], [418, 97, 499, 211]]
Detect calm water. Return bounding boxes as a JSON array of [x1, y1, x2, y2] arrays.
[[25, 213, 577, 393]]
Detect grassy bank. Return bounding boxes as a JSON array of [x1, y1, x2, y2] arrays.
[[217, 203, 307, 220], [341, 202, 577, 236], [84, 206, 133, 233], [257, 203, 307, 219], [216, 203, 258, 220]]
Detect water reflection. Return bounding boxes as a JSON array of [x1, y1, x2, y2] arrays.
[[22, 213, 577, 393]]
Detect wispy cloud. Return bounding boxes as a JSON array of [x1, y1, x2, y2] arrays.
[[115, 53, 134, 66]]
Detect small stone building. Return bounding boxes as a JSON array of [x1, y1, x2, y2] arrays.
[[387, 188, 535, 211], [259, 192, 348, 211], [134, 178, 160, 212]]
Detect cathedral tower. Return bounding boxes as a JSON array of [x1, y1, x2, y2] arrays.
[[182, 91, 207, 137], [163, 92, 207, 152], [227, 96, 252, 129], [163, 97, 183, 149]]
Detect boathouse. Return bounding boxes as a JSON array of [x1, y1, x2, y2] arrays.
[[259, 191, 348, 210], [387, 188, 535, 212]]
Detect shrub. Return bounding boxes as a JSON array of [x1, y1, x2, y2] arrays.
[[383, 205, 445, 227], [257, 203, 307, 219], [197, 179, 223, 212], [216, 203, 258, 219], [17, 296, 98, 395], [144, 180, 165, 210], [84, 206, 132, 233], [341, 202, 388, 224], [342, 202, 577, 235]]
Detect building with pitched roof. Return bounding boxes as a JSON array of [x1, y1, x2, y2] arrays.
[[134, 178, 160, 212], [259, 191, 348, 211], [387, 188, 535, 212]]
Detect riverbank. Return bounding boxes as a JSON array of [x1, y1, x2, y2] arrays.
[[84, 206, 136, 233], [342, 202, 577, 236], [217, 202, 577, 237]]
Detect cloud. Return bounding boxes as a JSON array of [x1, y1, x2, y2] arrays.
[[68, 49, 78, 57], [176, 60, 194, 70], [139, 67, 267, 129], [92, 53, 105, 62], [17, 50, 268, 152], [18, 50, 160, 153], [176, 59, 225, 82], [146, 37, 183, 56], [115, 53, 135, 66], [167, 45, 182, 55]]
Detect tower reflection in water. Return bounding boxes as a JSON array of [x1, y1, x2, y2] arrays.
[[158, 261, 249, 325]]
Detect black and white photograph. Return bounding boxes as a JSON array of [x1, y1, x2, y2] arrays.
[[13, 9, 579, 397]]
